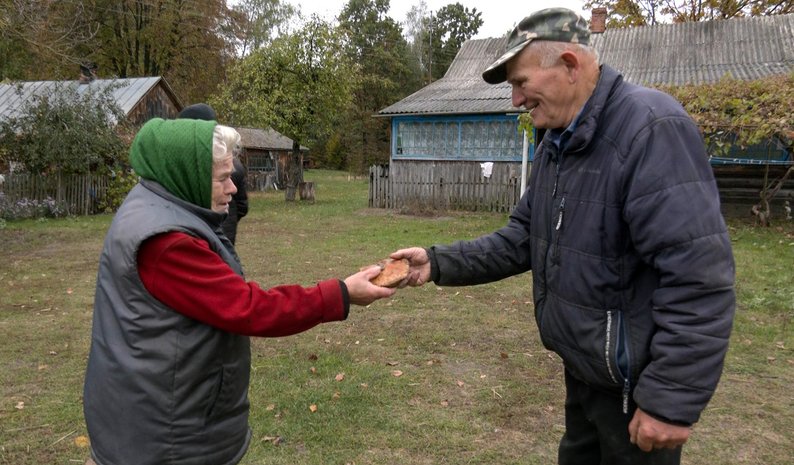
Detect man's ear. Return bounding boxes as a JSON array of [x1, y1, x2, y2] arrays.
[[559, 50, 580, 83]]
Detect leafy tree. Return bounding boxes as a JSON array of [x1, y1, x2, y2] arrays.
[[336, 0, 422, 171], [231, 0, 297, 57], [83, 0, 235, 104], [0, 0, 98, 80], [404, 0, 430, 81], [0, 84, 128, 175], [211, 16, 357, 199], [423, 2, 483, 81], [585, 0, 792, 26]]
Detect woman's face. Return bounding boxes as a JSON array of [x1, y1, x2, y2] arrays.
[[211, 156, 237, 213]]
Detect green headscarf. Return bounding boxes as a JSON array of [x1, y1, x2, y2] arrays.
[[129, 118, 217, 209]]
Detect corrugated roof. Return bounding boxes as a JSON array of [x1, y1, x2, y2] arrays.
[[234, 126, 307, 151], [379, 13, 794, 116], [0, 77, 171, 122], [591, 14, 794, 86]]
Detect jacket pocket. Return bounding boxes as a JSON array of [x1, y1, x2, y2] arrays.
[[204, 367, 225, 421]]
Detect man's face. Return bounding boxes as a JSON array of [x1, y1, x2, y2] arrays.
[[211, 156, 237, 213], [505, 46, 577, 130]]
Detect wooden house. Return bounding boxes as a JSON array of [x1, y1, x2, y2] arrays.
[[375, 12, 794, 214]]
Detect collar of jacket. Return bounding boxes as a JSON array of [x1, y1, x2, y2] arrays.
[[140, 178, 227, 229], [562, 64, 623, 154]]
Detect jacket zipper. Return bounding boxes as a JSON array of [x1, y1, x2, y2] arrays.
[[547, 152, 563, 254], [606, 310, 631, 414], [552, 197, 566, 262], [616, 311, 631, 414]]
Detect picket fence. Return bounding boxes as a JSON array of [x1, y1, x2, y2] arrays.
[[369, 161, 528, 213], [1, 172, 110, 216]]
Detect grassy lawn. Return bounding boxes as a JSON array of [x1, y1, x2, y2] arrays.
[[1, 169, 792, 464]]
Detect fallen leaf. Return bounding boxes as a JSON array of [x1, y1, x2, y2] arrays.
[[15, 401, 24, 410], [335, 373, 345, 382], [500, 352, 509, 359], [262, 435, 283, 445], [332, 392, 341, 399], [392, 370, 403, 377], [308, 354, 318, 361], [265, 404, 275, 411], [309, 404, 318, 413], [74, 436, 89, 448], [456, 380, 465, 387]]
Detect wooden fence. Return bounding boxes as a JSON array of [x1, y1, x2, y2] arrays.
[[369, 161, 794, 218], [369, 161, 528, 213], [1, 172, 110, 216]]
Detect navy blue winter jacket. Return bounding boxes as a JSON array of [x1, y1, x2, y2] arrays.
[[428, 65, 735, 426]]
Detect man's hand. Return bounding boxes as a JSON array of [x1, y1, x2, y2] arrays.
[[389, 247, 431, 287], [628, 408, 691, 452], [343, 266, 396, 306]]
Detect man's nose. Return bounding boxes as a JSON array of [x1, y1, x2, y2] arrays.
[[511, 87, 526, 108]]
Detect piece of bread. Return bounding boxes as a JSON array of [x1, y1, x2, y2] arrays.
[[367, 258, 410, 288]]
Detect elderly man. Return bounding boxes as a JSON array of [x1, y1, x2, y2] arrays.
[[392, 8, 735, 465]]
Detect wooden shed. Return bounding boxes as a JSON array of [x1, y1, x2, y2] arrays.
[[234, 127, 308, 190], [0, 74, 182, 128], [376, 12, 794, 214]]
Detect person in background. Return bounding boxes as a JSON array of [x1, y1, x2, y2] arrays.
[[83, 118, 394, 465], [391, 8, 735, 465], [179, 103, 248, 245]]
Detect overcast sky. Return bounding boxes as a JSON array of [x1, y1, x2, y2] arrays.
[[291, 0, 588, 39]]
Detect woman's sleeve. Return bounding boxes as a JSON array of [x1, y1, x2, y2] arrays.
[[137, 232, 347, 337]]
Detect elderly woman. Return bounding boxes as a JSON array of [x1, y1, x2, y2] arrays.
[[83, 118, 393, 465]]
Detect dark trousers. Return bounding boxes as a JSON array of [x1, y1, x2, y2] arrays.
[[558, 370, 682, 465]]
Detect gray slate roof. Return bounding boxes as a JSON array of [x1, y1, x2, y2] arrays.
[[234, 127, 307, 151], [379, 13, 794, 116], [0, 77, 176, 122]]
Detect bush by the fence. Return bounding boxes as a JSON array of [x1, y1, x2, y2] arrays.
[[97, 169, 138, 213], [0, 194, 69, 220]]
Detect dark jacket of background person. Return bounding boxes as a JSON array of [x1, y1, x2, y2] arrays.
[[83, 119, 351, 465], [223, 157, 248, 244], [426, 65, 736, 426]]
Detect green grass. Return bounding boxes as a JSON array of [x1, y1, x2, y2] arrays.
[[1, 169, 792, 464]]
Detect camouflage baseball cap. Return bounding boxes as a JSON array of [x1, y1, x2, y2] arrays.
[[482, 8, 590, 84]]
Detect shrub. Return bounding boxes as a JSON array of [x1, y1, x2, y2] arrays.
[[0, 194, 69, 220], [97, 167, 138, 213]]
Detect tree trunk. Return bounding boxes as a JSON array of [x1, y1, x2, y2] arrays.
[[284, 139, 303, 202], [299, 181, 315, 202]]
